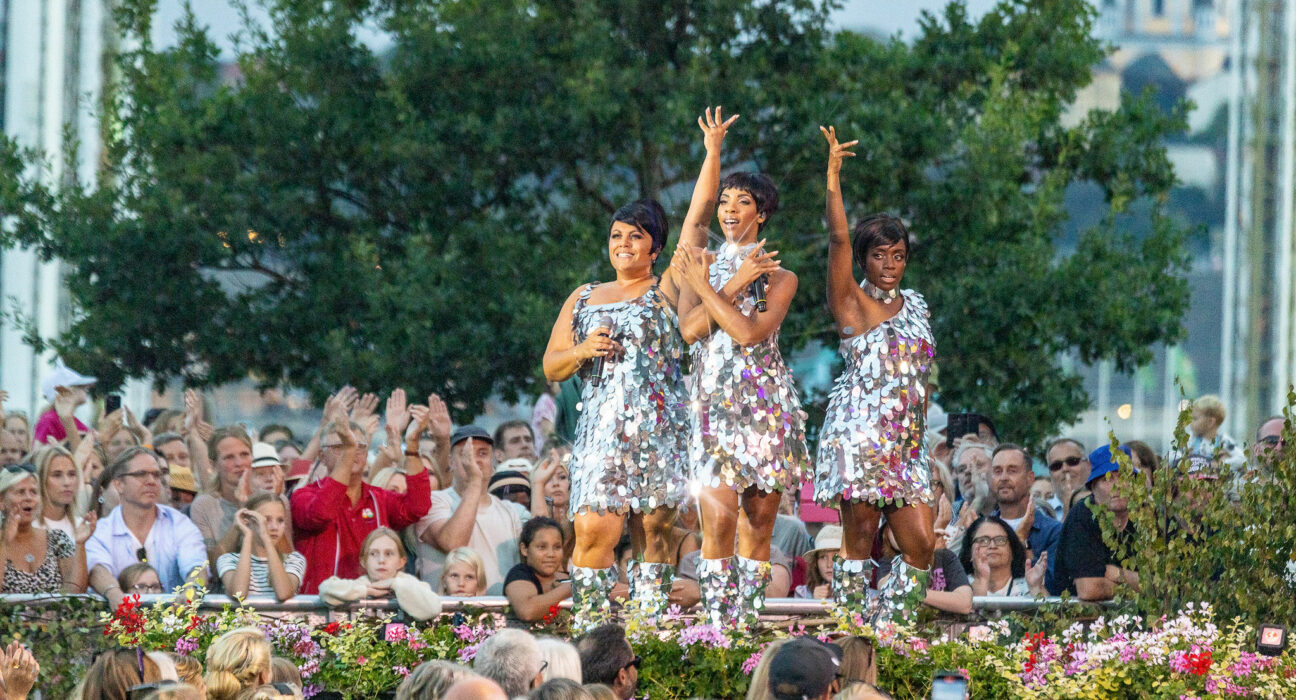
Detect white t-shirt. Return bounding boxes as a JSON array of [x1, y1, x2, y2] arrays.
[[216, 551, 307, 596], [1002, 514, 1027, 532], [409, 487, 530, 594], [41, 516, 77, 543]]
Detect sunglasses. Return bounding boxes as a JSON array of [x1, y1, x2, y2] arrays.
[[1259, 435, 1283, 446], [136, 547, 148, 563], [495, 485, 531, 497], [1047, 455, 1086, 472], [623, 654, 642, 671]]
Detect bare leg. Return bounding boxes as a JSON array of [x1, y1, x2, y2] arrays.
[[699, 485, 740, 559], [884, 502, 935, 569], [572, 510, 628, 569], [630, 507, 678, 564], [735, 488, 781, 560], [839, 500, 883, 560]]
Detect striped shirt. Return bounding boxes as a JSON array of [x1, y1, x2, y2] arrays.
[[216, 551, 307, 597]]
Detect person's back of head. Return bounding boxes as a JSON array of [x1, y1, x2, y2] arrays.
[[744, 639, 791, 700], [205, 627, 273, 700], [83, 648, 171, 700], [574, 624, 631, 686], [582, 684, 618, 700], [443, 676, 509, 700], [834, 684, 892, 700], [530, 677, 594, 700], [768, 637, 841, 700], [473, 628, 543, 697], [234, 684, 303, 700], [833, 637, 877, 686], [536, 636, 582, 683], [137, 683, 205, 700], [395, 660, 474, 700], [269, 657, 301, 687]]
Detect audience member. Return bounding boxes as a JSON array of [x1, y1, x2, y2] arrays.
[[205, 627, 273, 700], [292, 410, 431, 594], [575, 624, 638, 700], [532, 385, 560, 453], [583, 684, 618, 700], [768, 637, 841, 700], [1030, 476, 1058, 519], [878, 519, 971, 614], [413, 427, 529, 592], [495, 420, 538, 464], [833, 636, 878, 687], [489, 470, 532, 507], [248, 442, 286, 496], [170, 653, 206, 696], [218, 492, 305, 600], [259, 425, 294, 447], [190, 426, 255, 578], [745, 638, 791, 700], [269, 657, 301, 688], [1044, 438, 1089, 519], [33, 360, 95, 448], [443, 676, 508, 700], [536, 637, 582, 683], [951, 440, 995, 519], [100, 414, 145, 462], [1052, 444, 1139, 600], [0, 432, 24, 467], [34, 444, 89, 542], [233, 684, 302, 700], [772, 490, 813, 561], [0, 462, 89, 593], [319, 527, 442, 620], [0, 641, 39, 700], [168, 464, 199, 507], [1180, 395, 1244, 467], [117, 562, 163, 596], [505, 517, 572, 622], [474, 628, 545, 698], [795, 524, 840, 599], [87, 447, 208, 607], [147, 409, 185, 437], [960, 515, 1046, 597], [395, 660, 475, 700], [79, 648, 176, 700], [1126, 440, 1159, 484], [1253, 415, 1285, 462], [441, 547, 488, 596], [531, 678, 594, 700], [4, 411, 31, 455], [988, 444, 1060, 590]]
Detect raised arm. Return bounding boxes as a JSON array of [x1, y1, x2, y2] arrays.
[[672, 246, 795, 347], [543, 287, 615, 382], [659, 106, 740, 301], [820, 125, 861, 325]]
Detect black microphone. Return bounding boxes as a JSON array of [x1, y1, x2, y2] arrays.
[[589, 315, 615, 386], [750, 274, 768, 312]]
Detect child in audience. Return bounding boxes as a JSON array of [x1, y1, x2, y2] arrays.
[[504, 517, 572, 621], [218, 492, 306, 601], [794, 525, 841, 600], [319, 527, 442, 620], [118, 562, 163, 596], [440, 547, 488, 597]]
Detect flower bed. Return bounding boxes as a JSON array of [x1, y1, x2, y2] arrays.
[[89, 594, 1296, 699]]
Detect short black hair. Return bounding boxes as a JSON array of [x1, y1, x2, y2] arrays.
[[259, 423, 294, 441], [959, 515, 1027, 579], [520, 516, 563, 547], [992, 442, 1033, 469], [611, 199, 669, 256], [492, 419, 534, 446], [576, 623, 633, 685], [719, 172, 780, 224], [851, 213, 911, 271]]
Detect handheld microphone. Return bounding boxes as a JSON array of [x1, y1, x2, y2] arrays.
[[589, 315, 615, 386], [750, 274, 769, 312]]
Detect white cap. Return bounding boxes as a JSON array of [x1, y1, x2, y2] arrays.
[[250, 441, 283, 469], [40, 359, 97, 402], [498, 457, 534, 474], [927, 402, 948, 436]]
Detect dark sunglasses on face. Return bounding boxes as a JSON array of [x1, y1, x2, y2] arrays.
[[623, 654, 642, 671], [496, 485, 531, 497], [1047, 455, 1085, 472], [1259, 435, 1283, 446]]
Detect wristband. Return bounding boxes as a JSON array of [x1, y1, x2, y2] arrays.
[[405, 450, 420, 457]]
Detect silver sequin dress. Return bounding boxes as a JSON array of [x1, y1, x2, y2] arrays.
[[814, 287, 935, 507], [690, 244, 809, 493], [568, 283, 690, 518]]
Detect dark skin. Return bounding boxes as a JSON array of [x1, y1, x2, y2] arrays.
[[821, 125, 934, 570]]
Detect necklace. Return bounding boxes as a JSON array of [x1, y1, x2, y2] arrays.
[[863, 280, 901, 304], [22, 553, 33, 564]]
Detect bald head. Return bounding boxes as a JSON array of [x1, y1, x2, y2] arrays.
[[443, 676, 509, 700]]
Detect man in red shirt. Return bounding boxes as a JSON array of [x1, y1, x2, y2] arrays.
[[291, 410, 431, 594]]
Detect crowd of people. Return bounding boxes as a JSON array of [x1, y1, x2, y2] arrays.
[[0, 108, 1287, 700]]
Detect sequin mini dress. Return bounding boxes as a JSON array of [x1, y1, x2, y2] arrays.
[[814, 287, 935, 507], [690, 245, 809, 493], [567, 283, 690, 518]]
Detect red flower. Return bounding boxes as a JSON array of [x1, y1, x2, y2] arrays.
[[542, 605, 561, 625], [1186, 649, 1213, 676], [323, 622, 341, 635]]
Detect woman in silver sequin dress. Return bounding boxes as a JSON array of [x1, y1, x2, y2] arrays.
[[813, 126, 936, 625], [672, 123, 810, 629], [541, 109, 734, 630]]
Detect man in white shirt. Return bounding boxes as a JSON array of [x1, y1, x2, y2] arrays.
[[410, 426, 530, 593], [87, 447, 208, 608]]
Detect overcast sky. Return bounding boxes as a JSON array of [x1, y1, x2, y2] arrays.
[[152, 0, 1004, 55]]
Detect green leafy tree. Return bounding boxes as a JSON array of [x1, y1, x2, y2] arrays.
[[0, 0, 1190, 439]]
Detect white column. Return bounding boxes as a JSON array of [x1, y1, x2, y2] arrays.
[[1274, 0, 1296, 410]]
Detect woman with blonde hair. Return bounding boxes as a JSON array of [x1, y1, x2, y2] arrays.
[[33, 444, 90, 542], [204, 627, 273, 700], [536, 637, 582, 683], [168, 652, 206, 697], [79, 648, 178, 699], [0, 462, 91, 593], [743, 638, 791, 700]]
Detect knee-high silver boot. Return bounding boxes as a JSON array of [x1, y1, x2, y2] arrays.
[[696, 556, 735, 628], [733, 555, 773, 631], [869, 556, 930, 627], [569, 564, 619, 634], [831, 556, 878, 622], [627, 561, 675, 623]]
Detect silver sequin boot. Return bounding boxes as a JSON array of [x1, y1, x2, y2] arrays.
[[831, 557, 878, 621], [733, 556, 772, 631], [869, 556, 930, 626], [696, 556, 735, 628], [570, 565, 619, 633], [627, 561, 675, 623]]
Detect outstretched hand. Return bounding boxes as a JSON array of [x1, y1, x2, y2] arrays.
[[820, 125, 858, 175], [699, 106, 739, 154]]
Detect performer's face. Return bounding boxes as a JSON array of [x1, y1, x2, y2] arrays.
[[717, 188, 765, 243], [864, 240, 907, 290], [608, 222, 656, 274]]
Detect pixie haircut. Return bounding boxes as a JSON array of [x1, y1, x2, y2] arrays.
[[611, 199, 669, 256], [851, 213, 912, 270], [719, 172, 780, 223]]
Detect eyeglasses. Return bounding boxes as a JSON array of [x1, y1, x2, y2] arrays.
[[538, 660, 549, 676], [1047, 455, 1086, 472], [120, 469, 164, 482], [1259, 435, 1283, 446], [972, 535, 1010, 547], [129, 582, 163, 594], [623, 655, 642, 671]]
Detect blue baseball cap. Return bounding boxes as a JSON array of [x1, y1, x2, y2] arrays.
[[1086, 444, 1135, 486]]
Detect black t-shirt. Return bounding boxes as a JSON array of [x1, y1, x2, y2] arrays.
[[1052, 496, 1135, 595], [504, 562, 543, 594]]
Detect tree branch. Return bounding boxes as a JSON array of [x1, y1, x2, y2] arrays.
[[573, 168, 617, 215]]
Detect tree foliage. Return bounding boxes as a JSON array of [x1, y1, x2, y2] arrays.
[[0, 0, 1191, 439]]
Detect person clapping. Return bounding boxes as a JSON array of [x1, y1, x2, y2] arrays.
[[217, 492, 304, 601]]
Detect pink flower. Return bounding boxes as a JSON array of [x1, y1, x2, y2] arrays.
[[393, 665, 411, 677], [741, 651, 762, 674], [357, 656, 367, 665]]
